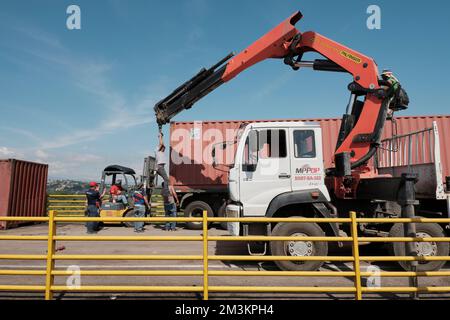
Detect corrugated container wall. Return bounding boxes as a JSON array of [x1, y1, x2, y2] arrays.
[[169, 116, 450, 191], [0, 159, 48, 229]]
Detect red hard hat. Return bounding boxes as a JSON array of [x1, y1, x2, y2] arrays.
[[89, 181, 98, 187]]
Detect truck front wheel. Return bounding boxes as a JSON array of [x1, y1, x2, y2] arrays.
[[217, 202, 228, 230], [389, 222, 449, 271], [270, 220, 328, 271], [184, 201, 213, 230]]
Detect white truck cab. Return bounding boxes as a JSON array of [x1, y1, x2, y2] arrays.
[[226, 121, 450, 273], [227, 122, 331, 236]]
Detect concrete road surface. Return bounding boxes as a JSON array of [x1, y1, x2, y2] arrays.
[[0, 222, 449, 300]]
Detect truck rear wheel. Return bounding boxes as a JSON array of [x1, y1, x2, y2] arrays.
[[389, 222, 449, 271], [270, 220, 328, 271], [184, 201, 213, 230]]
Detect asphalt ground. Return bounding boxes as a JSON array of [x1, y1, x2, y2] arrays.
[[0, 222, 449, 300]]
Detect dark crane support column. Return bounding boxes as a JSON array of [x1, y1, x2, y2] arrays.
[[397, 173, 419, 299]]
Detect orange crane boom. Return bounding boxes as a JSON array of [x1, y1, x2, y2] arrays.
[[154, 10, 408, 179]]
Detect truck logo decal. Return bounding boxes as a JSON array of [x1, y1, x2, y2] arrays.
[[296, 166, 321, 175], [295, 165, 322, 182]]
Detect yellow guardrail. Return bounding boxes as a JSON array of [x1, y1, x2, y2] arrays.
[[47, 194, 85, 215], [47, 194, 165, 216], [0, 211, 450, 300]]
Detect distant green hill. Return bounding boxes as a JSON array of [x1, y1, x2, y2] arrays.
[[47, 179, 163, 195], [47, 180, 89, 195]]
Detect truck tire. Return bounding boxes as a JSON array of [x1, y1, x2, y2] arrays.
[[184, 201, 213, 230], [389, 222, 449, 271], [270, 220, 328, 271], [217, 202, 228, 230]]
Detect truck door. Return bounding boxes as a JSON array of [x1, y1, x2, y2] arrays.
[[240, 128, 292, 216], [289, 128, 325, 191]]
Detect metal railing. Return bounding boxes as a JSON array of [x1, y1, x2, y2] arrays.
[[375, 121, 446, 200], [1, 211, 450, 300], [47, 194, 85, 216], [377, 123, 438, 168], [47, 194, 165, 216]]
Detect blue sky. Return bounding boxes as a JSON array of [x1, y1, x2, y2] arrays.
[[0, 0, 449, 180]]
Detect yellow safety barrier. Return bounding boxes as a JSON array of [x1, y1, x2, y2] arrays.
[[47, 194, 165, 216], [0, 210, 450, 300], [47, 194, 85, 216]]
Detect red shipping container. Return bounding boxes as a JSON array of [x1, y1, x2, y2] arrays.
[[0, 159, 48, 229], [169, 115, 450, 192]]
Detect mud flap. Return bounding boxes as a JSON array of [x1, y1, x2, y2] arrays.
[[312, 202, 343, 247], [243, 224, 270, 256]]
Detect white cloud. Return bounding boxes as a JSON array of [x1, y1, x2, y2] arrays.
[[12, 24, 64, 50], [35, 149, 49, 159], [70, 154, 103, 163], [0, 127, 43, 144], [6, 25, 161, 151], [2, 20, 166, 179], [46, 153, 105, 180], [0, 146, 26, 160], [0, 147, 15, 157], [44, 151, 146, 181]]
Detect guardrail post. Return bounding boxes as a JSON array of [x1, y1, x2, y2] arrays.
[[350, 211, 362, 300], [45, 210, 56, 300], [202, 210, 209, 300]]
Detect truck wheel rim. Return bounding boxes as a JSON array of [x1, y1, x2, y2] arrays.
[[285, 233, 313, 258], [415, 232, 437, 258]]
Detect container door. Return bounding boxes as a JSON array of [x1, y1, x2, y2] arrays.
[[0, 161, 12, 229], [239, 129, 291, 216]]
